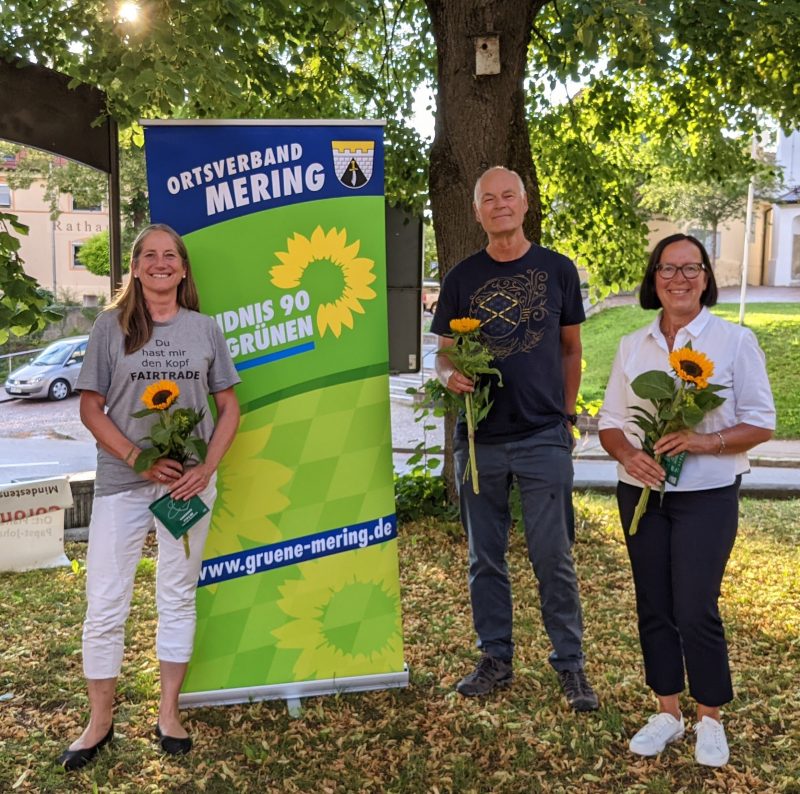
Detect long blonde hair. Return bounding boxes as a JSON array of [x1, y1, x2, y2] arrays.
[[108, 223, 200, 354]]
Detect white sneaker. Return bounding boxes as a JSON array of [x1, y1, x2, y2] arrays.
[[629, 712, 685, 756], [694, 716, 729, 767]]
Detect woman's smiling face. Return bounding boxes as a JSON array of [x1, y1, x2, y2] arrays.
[[133, 229, 186, 295], [655, 238, 709, 319]]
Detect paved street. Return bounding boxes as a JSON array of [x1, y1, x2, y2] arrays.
[[0, 391, 96, 482]]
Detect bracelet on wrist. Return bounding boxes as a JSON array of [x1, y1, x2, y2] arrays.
[[715, 431, 726, 455], [124, 445, 138, 465]]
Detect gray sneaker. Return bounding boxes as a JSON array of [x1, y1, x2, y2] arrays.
[[557, 669, 599, 712], [456, 653, 513, 697]]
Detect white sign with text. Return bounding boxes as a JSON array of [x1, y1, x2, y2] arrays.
[[0, 477, 73, 572]]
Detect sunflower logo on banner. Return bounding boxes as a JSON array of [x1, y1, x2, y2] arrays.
[[331, 140, 375, 189], [269, 226, 377, 338], [272, 544, 403, 679]]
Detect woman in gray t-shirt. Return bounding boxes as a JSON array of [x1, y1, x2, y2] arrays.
[[58, 224, 240, 770]]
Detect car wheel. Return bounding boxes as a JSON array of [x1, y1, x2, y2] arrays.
[[48, 378, 71, 401]]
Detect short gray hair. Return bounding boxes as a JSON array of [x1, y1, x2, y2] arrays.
[[473, 166, 526, 204]]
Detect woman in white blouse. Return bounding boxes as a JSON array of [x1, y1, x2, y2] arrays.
[[598, 233, 775, 768]]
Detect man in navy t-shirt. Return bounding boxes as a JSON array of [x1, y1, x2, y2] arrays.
[[431, 166, 598, 711]]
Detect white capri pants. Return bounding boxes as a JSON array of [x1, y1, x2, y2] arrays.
[[82, 477, 216, 679]]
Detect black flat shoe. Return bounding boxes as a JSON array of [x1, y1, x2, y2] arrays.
[[57, 724, 114, 771], [155, 723, 192, 756]]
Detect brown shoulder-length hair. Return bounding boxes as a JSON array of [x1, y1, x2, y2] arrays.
[[107, 223, 200, 354], [639, 233, 718, 310]]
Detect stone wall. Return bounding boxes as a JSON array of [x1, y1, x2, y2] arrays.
[[42, 306, 100, 342], [64, 472, 95, 530]]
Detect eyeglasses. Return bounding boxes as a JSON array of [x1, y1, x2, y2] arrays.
[[655, 263, 705, 280]]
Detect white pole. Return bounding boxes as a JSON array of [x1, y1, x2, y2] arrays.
[[738, 136, 758, 325]]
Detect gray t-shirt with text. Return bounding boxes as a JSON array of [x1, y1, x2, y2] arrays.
[[77, 307, 240, 497]]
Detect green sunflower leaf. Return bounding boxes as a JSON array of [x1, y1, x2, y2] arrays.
[[694, 391, 726, 411], [133, 447, 161, 473], [631, 370, 676, 401], [679, 403, 705, 425]]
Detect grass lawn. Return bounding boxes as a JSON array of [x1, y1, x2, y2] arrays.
[[2, 494, 798, 792], [581, 303, 800, 438]]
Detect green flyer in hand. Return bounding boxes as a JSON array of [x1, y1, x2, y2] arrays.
[[149, 493, 209, 557], [662, 451, 687, 486]]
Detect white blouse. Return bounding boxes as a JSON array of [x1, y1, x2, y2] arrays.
[[597, 307, 776, 491]]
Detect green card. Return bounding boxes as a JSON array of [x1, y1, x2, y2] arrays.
[[149, 493, 209, 540], [661, 451, 687, 486]]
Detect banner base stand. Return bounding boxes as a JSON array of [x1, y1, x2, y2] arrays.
[[286, 697, 303, 718], [178, 664, 409, 710]]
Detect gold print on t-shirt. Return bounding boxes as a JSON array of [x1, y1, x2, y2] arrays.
[[469, 270, 549, 359]]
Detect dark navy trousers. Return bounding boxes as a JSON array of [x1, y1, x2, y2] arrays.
[[617, 477, 741, 706]]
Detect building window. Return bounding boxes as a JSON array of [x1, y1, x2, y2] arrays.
[[688, 227, 722, 258], [0, 184, 11, 207], [72, 242, 86, 269], [71, 196, 102, 212]]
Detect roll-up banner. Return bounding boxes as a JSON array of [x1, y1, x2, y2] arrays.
[[143, 121, 406, 707]]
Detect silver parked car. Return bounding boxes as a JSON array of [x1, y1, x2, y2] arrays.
[[4, 335, 89, 401]]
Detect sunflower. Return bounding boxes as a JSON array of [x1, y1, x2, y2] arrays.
[[450, 317, 481, 334], [272, 544, 404, 680], [141, 379, 180, 410], [269, 226, 376, 338], [669, 347, 714, 389]]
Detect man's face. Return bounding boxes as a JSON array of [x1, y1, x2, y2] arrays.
[[473, 170, 528, 236]]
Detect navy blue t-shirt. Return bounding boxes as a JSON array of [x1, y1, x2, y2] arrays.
[[430, 245, 585, 443]]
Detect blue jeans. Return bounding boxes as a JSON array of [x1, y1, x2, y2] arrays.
[[454, 424, 585, 671]]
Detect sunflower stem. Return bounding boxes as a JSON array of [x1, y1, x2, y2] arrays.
[[629, 451, 663, 535], [628, 485, 650, 535], [182, 533, 190, 559], [465, 392, 479, 494]]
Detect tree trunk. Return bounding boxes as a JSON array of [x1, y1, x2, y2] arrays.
[[425, 0, 547, 500]]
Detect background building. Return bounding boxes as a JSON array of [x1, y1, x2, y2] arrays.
[[764, 129, 800, 286], [1, 151, 114, 305]]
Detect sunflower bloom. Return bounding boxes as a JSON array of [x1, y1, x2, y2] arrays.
[[269, 226, 376, 338], [449, 317, 481, 334], [669, 347, 714, 389], [141, 380, 180, 410]]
